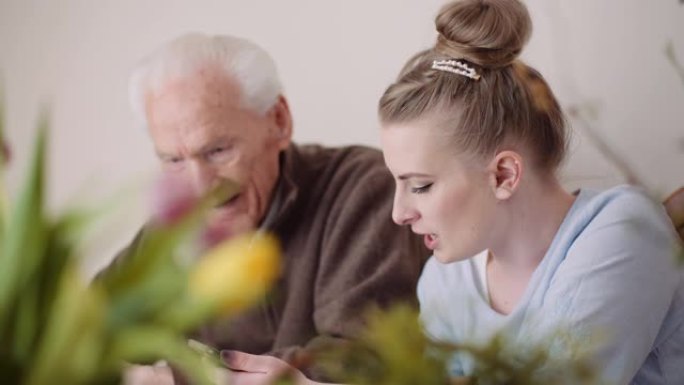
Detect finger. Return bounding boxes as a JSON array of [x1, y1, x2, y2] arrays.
[[123, 364, 174, 385], [229, 371, 283, 385], [222, 351, 286, 374], [214, 367, 231, 385]]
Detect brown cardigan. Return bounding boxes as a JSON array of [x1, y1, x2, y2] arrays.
[[110, 143, 428, 381], [199, 144, 427, 376]]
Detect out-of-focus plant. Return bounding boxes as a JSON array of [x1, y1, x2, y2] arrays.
[[665, 41, 684, 87], [0, 93, 282, 385], [315, 305, 599, 385], [664, 39, 684, 261], [567, 104, 646, 188]]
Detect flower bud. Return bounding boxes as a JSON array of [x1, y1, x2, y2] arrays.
[[189, 232, 281, 315], [151, 173, 198, 225], [198, 222, 234, 251], [1, 138, 11, 165]]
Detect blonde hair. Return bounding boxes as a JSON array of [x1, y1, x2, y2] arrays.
[[379, 0, 567, 172]]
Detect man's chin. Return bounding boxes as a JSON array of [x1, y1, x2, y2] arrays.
[[206, 210, 255, 236], [200, 214, 256, 249]]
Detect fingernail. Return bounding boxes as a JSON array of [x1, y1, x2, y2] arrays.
[[220, 350, 236, 363]]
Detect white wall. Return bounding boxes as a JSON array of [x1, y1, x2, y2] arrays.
[[1, 1, 683, 270]]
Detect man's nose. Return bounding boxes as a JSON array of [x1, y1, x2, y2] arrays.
[[392, 192, 419, 226], [188, 161, 217, 196]]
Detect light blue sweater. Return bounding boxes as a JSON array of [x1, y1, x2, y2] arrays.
[[418, 186, 684, 384]]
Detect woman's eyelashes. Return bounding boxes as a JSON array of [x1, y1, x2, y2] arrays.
[[411, 183, 433, 194]]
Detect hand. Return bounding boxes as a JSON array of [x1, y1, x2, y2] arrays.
[[123, 362, 230, 385], [221, 351, 317, 385], [123, 364, 174, 385], [664, 187, 684, 241]]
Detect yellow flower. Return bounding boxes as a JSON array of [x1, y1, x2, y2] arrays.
[[189, 232, 281, 315]]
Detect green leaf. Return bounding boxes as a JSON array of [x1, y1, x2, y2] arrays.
[[27, 265, 106, 385], [13, 277, 39, 361], [316, 305, 599, 385], [0, 83, 8, 234], [4, 217, 78, 365], [106, 327, 216, 385], [317, 305, 450, 385], [30, 219, 81, 354], [152, 293, 215, 332], [103, 260, 186, 331], [0, 112, 49, 349], [96, 180, 240, 299]]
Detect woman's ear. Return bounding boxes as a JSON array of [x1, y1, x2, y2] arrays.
[[487, 150, 523, 201]]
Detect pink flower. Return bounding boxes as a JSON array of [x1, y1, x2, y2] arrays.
[[151, 173, 199, 225], [1, 138, 11, 165], [198, 221, 234, 251]]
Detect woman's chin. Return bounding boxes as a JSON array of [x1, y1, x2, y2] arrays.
[[433, 250, 468, 264]]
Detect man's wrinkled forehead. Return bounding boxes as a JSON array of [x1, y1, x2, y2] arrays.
[[146, 66, 245, 113]]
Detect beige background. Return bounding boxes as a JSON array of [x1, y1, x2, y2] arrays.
[[1, 1, 683, 272]]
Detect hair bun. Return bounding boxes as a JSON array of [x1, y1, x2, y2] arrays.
[[435, 0, 532, 69]]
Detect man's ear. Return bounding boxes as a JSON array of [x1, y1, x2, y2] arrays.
[[487, 150, 523, 201], [268, 95, 293, 150]]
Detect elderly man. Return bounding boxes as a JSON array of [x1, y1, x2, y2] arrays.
[[119, 33, 427, 384]]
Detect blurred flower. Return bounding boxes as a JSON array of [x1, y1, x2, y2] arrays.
[[198, 221, 234, 251], [190, 232, 281, 315], [151, 173, 198, 225], [1, 96, 276, 385], [1, 138, 10, 165], [317, 305, 599, 385]]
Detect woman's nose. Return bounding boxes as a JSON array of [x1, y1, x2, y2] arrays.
[[392, 192, 419, 226]]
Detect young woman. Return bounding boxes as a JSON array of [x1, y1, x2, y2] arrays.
[[377, 0, 683, 384], [220, 1, 683, 384]]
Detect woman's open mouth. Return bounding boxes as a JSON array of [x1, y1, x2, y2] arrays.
[[424, 233, 438, 250]]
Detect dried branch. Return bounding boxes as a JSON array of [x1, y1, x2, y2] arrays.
[[665, 41, 684, 88], [566, 106, 647, 188]]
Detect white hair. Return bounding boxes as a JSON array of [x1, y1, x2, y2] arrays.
[[129, 32, 283, 128]]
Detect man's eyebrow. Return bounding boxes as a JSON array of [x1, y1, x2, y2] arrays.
[[197, 136, 236, 154], [156, 150, 175, 159], [155, 136, 239, 159]]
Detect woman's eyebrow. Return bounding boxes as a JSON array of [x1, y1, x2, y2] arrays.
[[398, 172, 433, 180]]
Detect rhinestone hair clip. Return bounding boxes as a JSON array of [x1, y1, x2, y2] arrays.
[[431, 59, 481, 80]]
